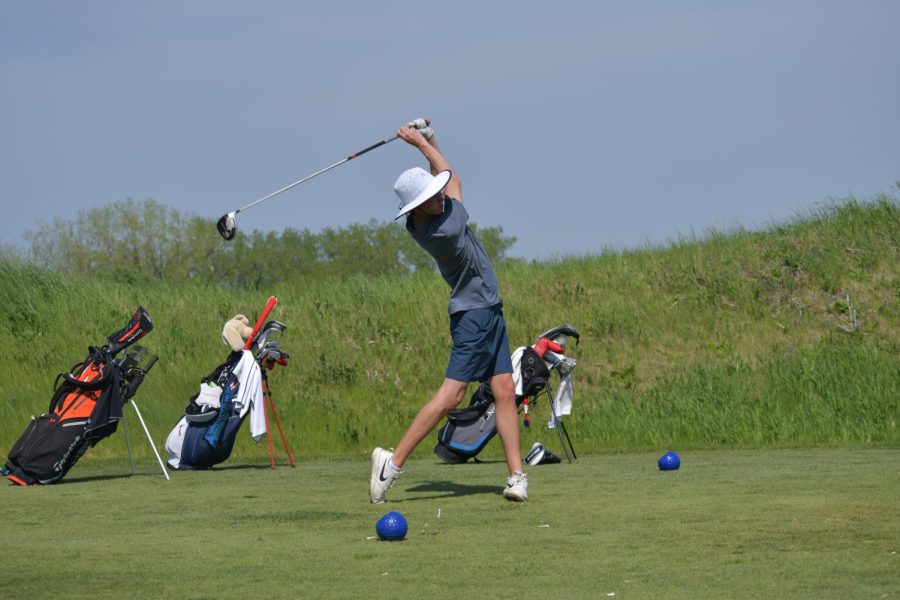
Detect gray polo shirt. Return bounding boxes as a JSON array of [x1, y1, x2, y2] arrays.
[[406, 197, 502, 315]]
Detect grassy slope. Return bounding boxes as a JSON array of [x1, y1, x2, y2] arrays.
[[0, 197, 898, 459]]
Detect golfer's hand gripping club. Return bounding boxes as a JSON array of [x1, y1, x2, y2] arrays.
[[405, 117, 433, 140]]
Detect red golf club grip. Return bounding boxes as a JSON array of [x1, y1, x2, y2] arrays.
[[244, 296, 278, 350]]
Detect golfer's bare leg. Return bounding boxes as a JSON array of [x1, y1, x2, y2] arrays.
[[490, 373, 524, 475], [392, 378, 468, 467]]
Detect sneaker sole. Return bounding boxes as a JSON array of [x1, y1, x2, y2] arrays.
[[503, 490, 527, 502]]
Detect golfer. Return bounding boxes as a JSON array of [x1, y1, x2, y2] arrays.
[[370, 119, 528, 503]]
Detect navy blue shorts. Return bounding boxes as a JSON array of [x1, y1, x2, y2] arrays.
[[446, 305, 513, 383]]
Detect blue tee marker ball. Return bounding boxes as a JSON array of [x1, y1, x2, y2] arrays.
[[658, 451, 681, 471], [375, 511, 408, 541]]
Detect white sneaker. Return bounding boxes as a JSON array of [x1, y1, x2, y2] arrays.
[[503, 471, 528, 501], [370, 447, 399, 504]]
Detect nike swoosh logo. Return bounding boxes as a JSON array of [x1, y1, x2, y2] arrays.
[[379, 463, 391, 482]]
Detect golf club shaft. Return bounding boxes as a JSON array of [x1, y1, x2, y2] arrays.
[[233, 134, 399, 215]]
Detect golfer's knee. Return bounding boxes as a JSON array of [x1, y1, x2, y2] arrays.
[[490, 374, 515, 403], [436, 379, 468, 411]]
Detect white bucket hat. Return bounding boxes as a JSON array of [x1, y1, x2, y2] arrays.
[[393, 167, 452, 220]]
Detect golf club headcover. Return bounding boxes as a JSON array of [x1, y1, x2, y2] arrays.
[[524, 442, 545, 466], [222, 315, 253, 351], [532, 337, 565, 359]]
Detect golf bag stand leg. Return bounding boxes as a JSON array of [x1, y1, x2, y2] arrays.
[[121, 412, 137, 475], [262, 372, 295, 468], [130, 400, 171, 480], [554, 417, 577, 463], [547, 387, 576, 463], [262, 378, 276, 468]]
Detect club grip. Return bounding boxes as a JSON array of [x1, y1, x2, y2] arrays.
[[348, 135, 398, 159]]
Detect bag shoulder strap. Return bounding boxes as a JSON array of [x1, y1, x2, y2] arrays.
[[61, 347, 113, 390], [48, 348, 114, 414]]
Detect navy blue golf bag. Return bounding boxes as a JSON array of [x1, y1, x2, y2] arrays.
[[166, 317, 292, 470], [178, 413, 246, 470], [167, 356, 247, 470]]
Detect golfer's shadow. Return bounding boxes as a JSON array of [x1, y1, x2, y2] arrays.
[[203, 463, 285, 472], [404, 479, 499, 499]]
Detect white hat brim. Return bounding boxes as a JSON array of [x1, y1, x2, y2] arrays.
[[394, 170, 452, 220]]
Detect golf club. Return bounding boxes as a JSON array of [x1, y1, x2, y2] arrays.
[[216, 133, 399, 240]]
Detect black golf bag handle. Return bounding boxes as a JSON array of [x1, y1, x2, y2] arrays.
[[537, 324, 581, 345], [59, 348, 114, 392], [48, 348, 115, 415]]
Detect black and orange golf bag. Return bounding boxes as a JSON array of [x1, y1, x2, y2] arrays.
[[3, 306, 156, 485]]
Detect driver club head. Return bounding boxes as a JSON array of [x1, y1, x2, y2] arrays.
[[217, 212, 237, 241]]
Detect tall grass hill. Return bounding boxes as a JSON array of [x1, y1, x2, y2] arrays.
[[1, 198, 897, 459]]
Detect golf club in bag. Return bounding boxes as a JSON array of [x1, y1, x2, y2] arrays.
[[165, 297, 295, 469], [434, 324, 581, 465], [3, 306, 169, 485]]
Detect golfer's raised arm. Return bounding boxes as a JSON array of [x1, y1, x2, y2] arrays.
[[397, 124, 463, 202], [425, 134, 463, 202]]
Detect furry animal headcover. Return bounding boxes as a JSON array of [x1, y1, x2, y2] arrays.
[[222, 314, 253, 351]]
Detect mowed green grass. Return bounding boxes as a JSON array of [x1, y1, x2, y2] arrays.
[[1, 449, 897, 599]]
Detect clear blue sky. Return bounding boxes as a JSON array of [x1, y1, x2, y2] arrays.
[[2, 1, 898, 260]]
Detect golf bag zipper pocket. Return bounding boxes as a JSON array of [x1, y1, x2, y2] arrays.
[[8, 416, 42, 453]]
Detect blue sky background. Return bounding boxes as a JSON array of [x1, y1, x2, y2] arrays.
[[2, 1, 898, 259]]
